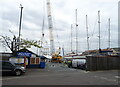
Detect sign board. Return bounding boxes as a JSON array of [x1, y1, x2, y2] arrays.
[[9, 58, 28, 65], [17, 52, 31, 57]]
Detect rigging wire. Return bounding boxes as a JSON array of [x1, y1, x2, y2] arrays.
[[51, 1, 61, 49], [91, 16, 98, 38], [88, 15, 98, 50], [52, 16, 61, 48], [38, 0, 46, 55], [101, 22, 108, 48]]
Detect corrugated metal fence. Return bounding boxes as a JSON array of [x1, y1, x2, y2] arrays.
[[86, 56, 120, 71]]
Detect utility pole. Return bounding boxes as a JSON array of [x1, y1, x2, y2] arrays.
[[75, 9, 78, 55], [98, 11, 101, 52], [47, 0, 55, 55], [108, 18, 110, 48], [86, 15, 89, 54], [18, 4, 23, 50]]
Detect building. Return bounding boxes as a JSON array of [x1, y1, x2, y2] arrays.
[[9, 48, 46, 68]]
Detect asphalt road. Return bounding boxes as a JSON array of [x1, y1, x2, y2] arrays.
[[2, 63, 120, 85]]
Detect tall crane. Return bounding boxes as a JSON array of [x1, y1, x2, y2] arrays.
[[46, 0, 55, 55]]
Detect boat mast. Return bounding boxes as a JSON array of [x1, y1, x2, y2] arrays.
[[71, 24, 73, 52], [98, 11, 101, 51], [40, 0, 46, 56], [39, 18, 45, 55], [41, 19, 45, 47], [18, 4, 23, 50], [86, 15, 89, 53], [108, 18, 110, 48], [75, 9, 78, 55]]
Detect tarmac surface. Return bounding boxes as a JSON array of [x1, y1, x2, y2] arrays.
[[1, 62, 120, 85]]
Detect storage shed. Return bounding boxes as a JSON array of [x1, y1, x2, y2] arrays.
[[10, 48, 42, 68]]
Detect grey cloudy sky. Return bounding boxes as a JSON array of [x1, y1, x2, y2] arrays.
[[0, 0, 119, 54]]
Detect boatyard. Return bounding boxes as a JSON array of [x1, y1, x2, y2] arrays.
[[0, 0, 120, 86]]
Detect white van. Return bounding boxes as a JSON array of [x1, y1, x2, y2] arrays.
[[72, 59, 86, 69]]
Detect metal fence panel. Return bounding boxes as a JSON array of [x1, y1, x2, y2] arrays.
[[86, 56, 120, 71]]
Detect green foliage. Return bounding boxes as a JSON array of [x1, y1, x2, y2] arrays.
[[0, 35, 42, 52], [20, 39, 42, 49]]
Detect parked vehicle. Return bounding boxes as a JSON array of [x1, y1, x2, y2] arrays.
[[72, 59, 86, 70], [1, 61, 26, 76]]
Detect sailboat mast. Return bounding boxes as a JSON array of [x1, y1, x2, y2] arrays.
[[39, 19, 45, 55], [86, 15, 89, 52], [41, 19, 45, 47], [108, 18, 110, 48], [40, 1, 45, 56], [75, 9, 78, 55], [71, 24, 73, 52], [98, 11, 101, 50]]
